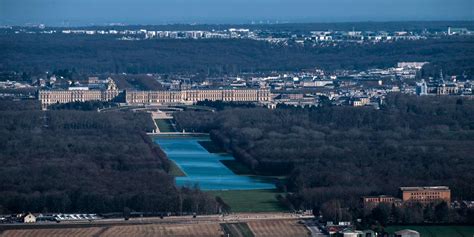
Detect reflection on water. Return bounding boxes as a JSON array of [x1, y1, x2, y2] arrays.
[[154, 136, 275, 190]]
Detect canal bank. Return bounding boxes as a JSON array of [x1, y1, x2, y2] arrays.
[[154, 136, 276, 191]]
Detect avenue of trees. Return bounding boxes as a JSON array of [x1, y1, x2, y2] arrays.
[[175, 94, 474, 223], [49, 101, 118, 111], [0, 101, 219, 215]]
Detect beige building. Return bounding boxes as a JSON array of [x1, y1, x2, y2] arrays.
[[400, 186, 451, 204], [39, 80, 271, 108], [38, 79, 119, 109], [361, 195, 400, 209], [352, 97, 370, 107], [436, 84, 458, 95], [125, 88, 271, 105]]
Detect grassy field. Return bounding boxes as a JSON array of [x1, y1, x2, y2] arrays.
[[101, 223, 222, 237], [221, 223, 255, 237], [208, 189, 287, 213], [168, 160, 186, 177], [385, 225, 474, 237], [154, 119, 175, 132]]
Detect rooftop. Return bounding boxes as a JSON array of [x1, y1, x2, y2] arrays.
[[394, 229, 420, 234], [400, 186, 450, 191], [362, 195, 395, 198]]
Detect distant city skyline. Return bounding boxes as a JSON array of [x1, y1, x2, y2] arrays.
[[1, 0, 473, 26]]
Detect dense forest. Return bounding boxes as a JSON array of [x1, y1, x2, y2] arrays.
[[0, 100, 219, 215], [175, 94, 474, 223], [1, 34, 473, 77]]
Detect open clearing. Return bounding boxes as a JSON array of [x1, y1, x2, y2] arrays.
[[247, 219, 310, 237], [100, 223, 222, 237], [0, 219, 310, 237], [221, 222, 254, 237], [0, 223, 222, 237], [208, 189, 286, 213], [0, 227, 105, 237]]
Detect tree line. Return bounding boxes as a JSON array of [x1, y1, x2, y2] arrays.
[[174, 94, 474, 223], [0, 100, 221, 215]]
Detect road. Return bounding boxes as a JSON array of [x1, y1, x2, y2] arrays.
[[0, 212, 314, 231], [304, 220, 328, 237]]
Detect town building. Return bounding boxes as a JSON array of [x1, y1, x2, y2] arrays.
[[351, 97, 370, 107], [361, 195, 400, 209], [400, 186, 451, 204], [415, 80, 428, 95], [435, 83, 459, 95], [87, 76, 100, 84], [448, 27, 470, 35], [397, 62, 428, 69]]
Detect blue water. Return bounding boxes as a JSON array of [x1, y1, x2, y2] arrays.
[[154, 136, 275, 190]]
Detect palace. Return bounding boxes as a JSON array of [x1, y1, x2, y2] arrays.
[[38, 79, 120, 109], [124, 88, 271, 104], [38, 79, 272, 109]]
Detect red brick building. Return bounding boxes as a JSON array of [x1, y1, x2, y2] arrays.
[[400, 186, 451, 204]]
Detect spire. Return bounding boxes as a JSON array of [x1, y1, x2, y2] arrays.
[[107, 78, 117, 90]]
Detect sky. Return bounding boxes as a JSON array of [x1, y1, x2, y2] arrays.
[[1, 0, 473, 26]]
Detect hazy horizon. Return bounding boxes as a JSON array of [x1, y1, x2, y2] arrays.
[[1, 0, 473, 26]]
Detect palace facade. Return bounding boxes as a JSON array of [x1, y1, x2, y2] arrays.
[[124, 88, 271, 104], [38, 80, 120, 109], [38, 80, 272, 109]]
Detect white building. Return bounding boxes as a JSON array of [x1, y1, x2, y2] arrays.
[[416, 80, 428, 95], [23, 213, 36, 223], [397, 62, 428, 69], [394, 229, 420, 237]]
